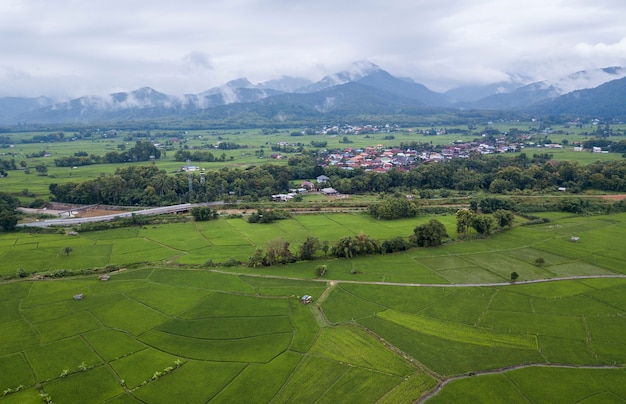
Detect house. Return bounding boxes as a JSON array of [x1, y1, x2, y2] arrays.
[[316, 175, 329, 184], [321, 187, 338, 195], [301, 295, 312, 304], [301, 181, 314, 190]]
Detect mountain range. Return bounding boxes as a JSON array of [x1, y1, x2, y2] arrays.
[[1, 62, 625, 125]]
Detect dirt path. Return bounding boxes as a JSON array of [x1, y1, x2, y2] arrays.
[[209, 270, 626, 289], [419, 363, 626, 403]]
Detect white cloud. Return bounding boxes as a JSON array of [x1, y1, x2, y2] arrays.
[[0, 0, 625, 97]]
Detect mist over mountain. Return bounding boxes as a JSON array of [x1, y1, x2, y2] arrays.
[[528, 75, 626, 119], [454, 66, 626, 110], [1, 62, 624, 125]]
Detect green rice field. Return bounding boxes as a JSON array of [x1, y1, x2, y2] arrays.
[[1, 212, 626, 402]]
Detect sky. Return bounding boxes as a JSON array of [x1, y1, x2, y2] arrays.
[[1, 0, 625, 98]]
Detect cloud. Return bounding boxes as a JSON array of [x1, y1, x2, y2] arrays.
[[183, 52, 214, 70], [1, 0, 626, 97], [575, 38, 626, 59]]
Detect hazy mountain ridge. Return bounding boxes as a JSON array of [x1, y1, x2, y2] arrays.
[[455, 66, 626, 110], [1, 62, 625, 124]]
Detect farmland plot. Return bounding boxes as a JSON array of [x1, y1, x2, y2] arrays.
[[1, 213, 626, 402]]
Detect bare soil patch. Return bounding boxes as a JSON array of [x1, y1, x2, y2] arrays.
[[75, 208, 127, 218], [599, 194, 626, 202]]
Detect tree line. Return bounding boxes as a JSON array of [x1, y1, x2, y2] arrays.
[[244, 209, 514, 269], [53, 141, 161, 167], [47, 152, 626, 207]]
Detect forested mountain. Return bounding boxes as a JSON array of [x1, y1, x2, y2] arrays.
[[529, 76, 626, 119], [1, 63, 625, 125]]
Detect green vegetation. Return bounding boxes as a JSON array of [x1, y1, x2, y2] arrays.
[[0, 212, 624, 401], [2, 124, 626, 402]]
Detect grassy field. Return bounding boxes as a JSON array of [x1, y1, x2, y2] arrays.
[[1, 211, 626, 402], [3, 212, 625, 285]]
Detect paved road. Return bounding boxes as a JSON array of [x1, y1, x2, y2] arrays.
[[18, 202, 226, 228]]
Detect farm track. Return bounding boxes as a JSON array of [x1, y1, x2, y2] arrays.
[[419, 362, 626, 403], [210, 270, 626, 289]]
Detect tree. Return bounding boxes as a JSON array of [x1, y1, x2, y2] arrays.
[[248, 248, 265, 268], [456, 208, 475, 238], [0, 192, 20, 231], [316, 265, 327, 278], [35, 164, 48, 175], [535, 257, 545, 266], [381, 237, 412, 253], [299, 236, 321, 260], [355, 232, 382, 255], [368, 197, 418, 220], [410, 219, 448, 247], [0, 210, 18, 231], [63, 246, 73, 255], [471, 215, 495, 236], [321, 241, 330, 256], [191, 206, 217, 221], [494, 210, 515, 229], [265, 238, 292, 265], [331, 234, 382, 258], [332, 236, 358, 258], [510, 271, 519, 282]]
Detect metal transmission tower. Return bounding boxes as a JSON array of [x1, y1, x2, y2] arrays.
[[187, 159, 193, 202]]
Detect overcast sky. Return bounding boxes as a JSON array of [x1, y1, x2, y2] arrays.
[[1, 0, 625, 98]]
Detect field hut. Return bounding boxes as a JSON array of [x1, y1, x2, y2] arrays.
[[301, 295, 312, 304], [73, 293, 84, 300], [99, 274, 110, 281]]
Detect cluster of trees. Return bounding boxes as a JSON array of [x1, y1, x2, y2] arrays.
[[324, 154, 626, 194], [582, 139, 626, 154], [247, 209, 291, 223], [53, 141, 161, 167], [190, 206, 218, 221], [50, 165, 179, 206], [246, 220, 450, 268], [174, 150, 218, 162], [332, 233, 382, 258], [0, 192, 20, 231], [456, 208, 513, 238], [368, 196, 419, 220], [214, 142, 243, 150], [48, 157, 320, 205], [411, 219, 449, 246], [0, 159, 16, 176]]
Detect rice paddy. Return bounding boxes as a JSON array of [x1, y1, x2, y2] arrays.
[[1, 212, 626, 402]]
